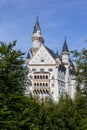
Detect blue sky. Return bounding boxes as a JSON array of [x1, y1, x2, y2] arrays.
[[0, 0, 87, 57]]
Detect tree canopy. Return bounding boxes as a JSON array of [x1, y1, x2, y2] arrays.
[[0, 41, 87, 130], [0, 41, 26, 96], [72, 49, 87, 97]]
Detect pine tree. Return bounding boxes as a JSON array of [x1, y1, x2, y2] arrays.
[[72, 49, 87, 97], [71, 48, 87, 130], [0, 41, 27, 129]]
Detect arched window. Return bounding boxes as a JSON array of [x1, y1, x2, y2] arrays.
[[46, 90, 49, 94], [34, 83, 36, 86], [40, 75, 42, 79], [43, 83, 45, 86], [40, 83, 42, 86], [43, 75, 45, 79], [46, 75, 48, 79], [40, 89, 43, 94], [34, 75, 36, 79], [43, 90, 45, 94], [37, 83, 39, 86], [46, 83, 48, 87]]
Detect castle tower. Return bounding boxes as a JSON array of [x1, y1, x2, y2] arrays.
[[31, 16, 44, 56], [62, 37, 69, 65], [62, 38, 70, 94]]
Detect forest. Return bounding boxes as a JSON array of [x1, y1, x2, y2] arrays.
[[0, 41, 87, 130]]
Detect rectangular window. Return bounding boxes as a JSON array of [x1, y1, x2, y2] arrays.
[[52, 84, 54, 87], [40, 69, 44, 72], [52, 76, 54, 79], [52, 91, 54, 94], [41, 58, 44, 62], [32, 68, 36, 71], [48, 68, 53, 71], [41, 59, 44, 62]]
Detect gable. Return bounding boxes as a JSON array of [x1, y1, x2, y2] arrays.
[[29, 45, 56, 65]]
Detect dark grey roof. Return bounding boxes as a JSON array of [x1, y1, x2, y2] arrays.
[[26, 51, 30, 59], [62, 37, 69, 52], [45, 46, 57, 59], [58, 64, 66, 73], [55, 50, 62, 59], [33, 16, 41, 33], [56, 50, 59, 58], [45, 46, 62, 61]]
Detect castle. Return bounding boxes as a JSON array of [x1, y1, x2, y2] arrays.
[[26, 16, 76, 102]]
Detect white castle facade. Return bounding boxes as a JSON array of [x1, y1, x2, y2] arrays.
[[26, 17, 76, 102]]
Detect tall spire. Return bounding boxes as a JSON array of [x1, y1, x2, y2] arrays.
[[31, 16, 44, 56], [32, 15, 44, 43], [26, 51, 30, 59], [56, 50, 59, 58], [33, 16, 41, 33], [62, 37, 69, 52]]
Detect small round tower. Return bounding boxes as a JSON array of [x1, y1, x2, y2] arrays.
[[62, 37, 69, 65], [31, 16, 44, 56]]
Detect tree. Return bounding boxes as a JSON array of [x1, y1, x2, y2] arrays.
[[72, 48, 87, 97], [0, 41, 27, 95], [71, 48, 87, 129], [0, 41, 27, 129], [0, 41, 87, 130], [73, 91, 87, 130]]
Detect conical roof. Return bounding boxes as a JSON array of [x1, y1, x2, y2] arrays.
[[33, 16, 41, 33], [62, 37, 69, 52], [56, 50, 59, 58], [26, 51, 30, 59]]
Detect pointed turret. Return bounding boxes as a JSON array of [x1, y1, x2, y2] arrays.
[[56, 50, 59, 58], [62, 37, 69, 52], [26, 51, 30, 59], [33, 16, 41, 33], [31, 16, 44, 56], [55, 49, 61, 66], [62, 37, 69, 65]]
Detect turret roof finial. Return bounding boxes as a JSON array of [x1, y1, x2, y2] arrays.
[[33, 15, 41, 33]]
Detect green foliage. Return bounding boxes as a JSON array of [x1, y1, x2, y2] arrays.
[[0, 41, 26, 95], [72, 49, 87, 96], [0, 42, 87, 129], [73, 92, 87, 130], [0, 41, 28, 129]]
